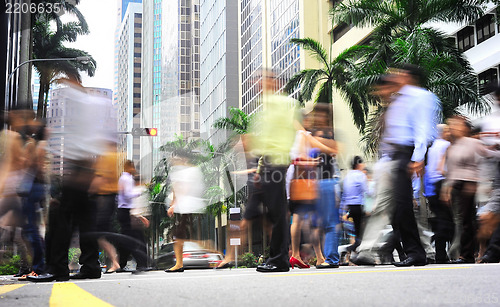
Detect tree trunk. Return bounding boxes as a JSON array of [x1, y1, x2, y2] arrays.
[[43, 83, 50, 118], [217, 210, 223, 252], [36, 79, 45, 118]]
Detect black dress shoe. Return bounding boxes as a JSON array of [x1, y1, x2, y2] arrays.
[[316, 262, 339, 269], [27, 273, 70, 282], [70, 272, 101, 280], [256, 264, 289, 273], [215, 262, 234, 270], [393, 256, 426, 267], [350, 253, 376, 266], [165, 267, 184, 273]]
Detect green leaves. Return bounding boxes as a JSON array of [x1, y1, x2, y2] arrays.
[[212, 107, 254, 135]]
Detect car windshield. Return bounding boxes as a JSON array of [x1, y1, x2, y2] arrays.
[[183, 242, 203, 251]]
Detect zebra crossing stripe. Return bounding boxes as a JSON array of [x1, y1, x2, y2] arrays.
[[50, 283, 113, 307], [0, 284, 26, 295]]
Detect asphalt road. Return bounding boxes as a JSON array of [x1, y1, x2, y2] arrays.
[[1, 263, 499, 306]]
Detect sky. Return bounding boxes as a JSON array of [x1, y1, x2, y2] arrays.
[[64, 0, 117, 90]]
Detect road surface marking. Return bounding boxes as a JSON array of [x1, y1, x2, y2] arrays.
[[50, 283, 114, 307], [0, 284, 25, 295], [270, 266, 473, 277]]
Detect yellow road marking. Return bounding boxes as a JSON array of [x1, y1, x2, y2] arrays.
[[50, 283, 114, 307], [0, 284, 26, 295], [271, 266, 473, 277]]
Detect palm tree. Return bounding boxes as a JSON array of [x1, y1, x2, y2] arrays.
[[331, 0, 486, 35], [330, 0, 493, 155], [32, 5, 95, 118], [284, 38, 374, 130], [212, 107, 255, 135]]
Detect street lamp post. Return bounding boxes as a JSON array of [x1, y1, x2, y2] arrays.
[[4, 56, 91, 111]]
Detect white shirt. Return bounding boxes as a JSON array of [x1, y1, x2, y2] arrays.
[[171, 165, 206, 214], [118, 172, 140, 209]]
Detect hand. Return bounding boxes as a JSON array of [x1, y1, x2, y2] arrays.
[[409, 161, 424, 177], [440, 186, 451, 206], [167, 206, 175, 217], [253, 173, 261, 188]]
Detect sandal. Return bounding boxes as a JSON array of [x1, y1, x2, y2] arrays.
[[18, 271, 38, 281]]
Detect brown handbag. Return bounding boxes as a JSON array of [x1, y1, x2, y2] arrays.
[[290, 178, 318, 201]]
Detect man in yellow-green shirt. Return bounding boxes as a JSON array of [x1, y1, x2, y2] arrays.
[[247, 69, 299, 273]]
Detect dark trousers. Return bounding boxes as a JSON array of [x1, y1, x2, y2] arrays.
[[46, 183, 100, 276], [45, 161, 100, 277], [117, 208, 147, 268], [244, 167, 289, 269], [22, 183, 46, 274], [452, 181, 477, 261], [391, 149, 426, 260], [347, 205, 363, 251], [428, 180, 455, 262]]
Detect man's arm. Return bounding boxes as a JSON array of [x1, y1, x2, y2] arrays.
[[410, 92, 435, 175]]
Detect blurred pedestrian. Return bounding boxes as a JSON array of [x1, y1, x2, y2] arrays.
[[442, 115, 500, 264], [0, 106, 32, 277], [380, 64, 439, 267], [341, 156, 368, 254], [28, 78, 110, 282], [247, 69, 299, 273], [165, 155, 206, 272], [424, 124, 453, 263], [307, 104, 340, 269], [91, 141, 121, 273], [19, 117, 49, 279], [288, 111, 324, 269], [117, 160, 150, 272]]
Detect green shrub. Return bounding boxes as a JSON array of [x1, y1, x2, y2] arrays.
[[238, 252, 258, 268], [0, 254, 21, 275], [68, 247, 81, 264]]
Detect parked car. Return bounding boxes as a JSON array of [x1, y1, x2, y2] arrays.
[[155, 241, 223, 269]]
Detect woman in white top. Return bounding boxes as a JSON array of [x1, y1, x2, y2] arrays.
[[165, 154, 205, 272]]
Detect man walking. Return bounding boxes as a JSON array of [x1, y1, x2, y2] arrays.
[[382, 64, 439, 266]]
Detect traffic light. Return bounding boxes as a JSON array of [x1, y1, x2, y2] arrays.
[[131, 128, 158, 136]]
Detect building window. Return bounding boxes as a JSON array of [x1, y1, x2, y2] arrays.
[[457, 26, 475, 52], [134, 83, 141, 88], [476, 14, 495, 44], [133, 93, 141, 98], [332, 23, 352, 42], [478, 68, 499, 95], [134, 43, 141, 47], [134, 63, 141, 68], [134, 23, 142, 28], [134, 33, 142, 38], [135, 13, 142, 19]]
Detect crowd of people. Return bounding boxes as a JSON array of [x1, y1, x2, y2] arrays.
[[214, 66, 500, 272], [1, 65, 500, 281], [0, 78, 150, 282]]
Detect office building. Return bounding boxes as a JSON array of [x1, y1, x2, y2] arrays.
[[199, 0, 239, 145], [115, 1, 143, 167]]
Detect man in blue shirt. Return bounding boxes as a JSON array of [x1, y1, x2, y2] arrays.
[[382, 64, 440, 266]]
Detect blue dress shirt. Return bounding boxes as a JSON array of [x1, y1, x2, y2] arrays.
[[342, 170, 368, 206], [382, 85, 441, 162]]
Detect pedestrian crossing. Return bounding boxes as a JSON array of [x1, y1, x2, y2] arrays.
[[0, 283, 113, 306]]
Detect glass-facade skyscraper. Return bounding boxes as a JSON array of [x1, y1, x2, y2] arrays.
[[115, 1, 143, 166], [160, 0, 201, 144], [200, 0, 239, 145], [240, 0, 301, 115]]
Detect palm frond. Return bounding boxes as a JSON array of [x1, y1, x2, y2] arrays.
[[290, 38, 330, 69]]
